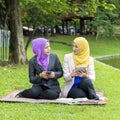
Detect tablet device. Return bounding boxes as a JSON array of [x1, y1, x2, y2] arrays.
[[75, 66, 86, 72]]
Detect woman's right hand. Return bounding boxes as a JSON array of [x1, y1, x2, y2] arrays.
[[40, 71, 55, 79], [71, 69, 77, 77], [39, 71, 49, 79], [77, 70, 88, 78]]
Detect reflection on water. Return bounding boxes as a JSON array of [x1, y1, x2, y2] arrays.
[[96, 55, 120, 69]]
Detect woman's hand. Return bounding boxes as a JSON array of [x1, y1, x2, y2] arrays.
[[77, 70, 88, 78], [71, 69, 88, 78], [40, 71, 55, 79], [71, 69, 78, 77], [40, 71, 48, 79], [47, 72, 55, 78]]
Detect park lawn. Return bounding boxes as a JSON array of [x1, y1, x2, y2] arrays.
[[0, 35, 120, 120]]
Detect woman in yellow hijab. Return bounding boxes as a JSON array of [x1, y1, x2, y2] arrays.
[[61, 37, 99, 100], [73, 37, 89, 67]]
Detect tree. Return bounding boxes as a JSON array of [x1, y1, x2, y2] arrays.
[[21, 0, 70, 55], [77, 0, 116, 38], [1, 0, 70, 63], [6, 0, 26, 64], [107, 0, 120, 25], [1, 0, 118, 64]]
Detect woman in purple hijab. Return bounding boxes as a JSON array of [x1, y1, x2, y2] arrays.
[[16, 38, 63, 99]]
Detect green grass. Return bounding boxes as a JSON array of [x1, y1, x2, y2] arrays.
[[0, 35, 120, 120]]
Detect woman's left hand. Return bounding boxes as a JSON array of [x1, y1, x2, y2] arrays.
[[47, 72, 55, 78], [77, 71, 88, 78]]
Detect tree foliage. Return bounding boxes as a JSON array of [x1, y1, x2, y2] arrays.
[[77, 0, 117, 39], [0, 0, 120, 63], [20, 0, 119, 39], [21, 0, 70, 28], [20, 0, 70, 54]]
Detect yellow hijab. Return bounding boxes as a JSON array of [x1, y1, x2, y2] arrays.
[[73, 37, 90, 67]]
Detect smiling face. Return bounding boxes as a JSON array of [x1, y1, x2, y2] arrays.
[[44, 42, 50, 55], [72, 42, 80, 55]]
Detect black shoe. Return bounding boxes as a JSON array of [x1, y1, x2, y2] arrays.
[[15, 93, 22, 98], [93, 96, 99, 100]]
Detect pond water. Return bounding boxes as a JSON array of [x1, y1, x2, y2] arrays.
[[96, 55, 120, 69]]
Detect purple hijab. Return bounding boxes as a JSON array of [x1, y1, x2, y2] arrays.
[[32, 38, 50, 71]]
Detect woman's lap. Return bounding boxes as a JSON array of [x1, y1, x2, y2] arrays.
[[20, 85, 59, 99], [67, 88, 87, 98]]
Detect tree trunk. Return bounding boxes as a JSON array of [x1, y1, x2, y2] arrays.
[[6, 0, 26, 64], [80, 18, 85, 35]]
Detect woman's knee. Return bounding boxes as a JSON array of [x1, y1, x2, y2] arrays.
[[67, 88, 87, 98], [44, 90, 59, 99], [28, 87, 42, 98]]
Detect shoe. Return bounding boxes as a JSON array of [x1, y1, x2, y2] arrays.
[[15, 93, 22, 98], [93, 96, 99, 100]]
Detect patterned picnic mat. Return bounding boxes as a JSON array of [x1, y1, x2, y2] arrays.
[[0, 90, 107, 105]]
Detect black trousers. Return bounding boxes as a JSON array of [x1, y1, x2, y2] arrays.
[[67, 78, 99, 100], [18, 85, 59, 99]]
